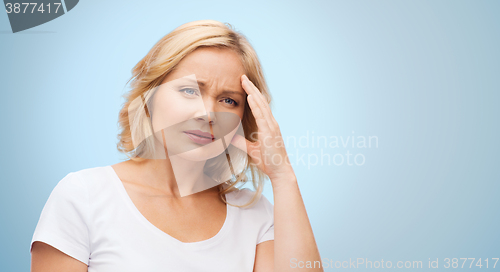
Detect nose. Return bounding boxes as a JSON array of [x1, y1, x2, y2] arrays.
[[194, 112, 217, 124], [194, 97, 217, 124]]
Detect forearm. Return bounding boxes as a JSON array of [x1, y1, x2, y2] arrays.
[[272, 176, 323, 271]]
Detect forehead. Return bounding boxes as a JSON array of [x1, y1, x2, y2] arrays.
[[165, 47, 246, 83]]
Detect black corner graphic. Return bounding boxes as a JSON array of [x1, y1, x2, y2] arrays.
[[64, 0, 77, 11], [4, 0, 79, 33]]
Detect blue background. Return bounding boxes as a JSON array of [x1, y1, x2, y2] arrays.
[[1, 0, 499, 271]]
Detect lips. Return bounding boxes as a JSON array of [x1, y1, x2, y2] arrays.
[[183, 130, 215, 145]]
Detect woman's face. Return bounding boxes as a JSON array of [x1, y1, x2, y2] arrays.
[[149, 47, 247, 161]]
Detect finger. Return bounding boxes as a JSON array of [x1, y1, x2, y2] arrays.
[[245, 76, 270, 111], [241, 76, 275, 129], [242, 75, 279, 132], [240, 74, 258, 96], [241, 75, 269, 113], [247, 94, 272, 134]]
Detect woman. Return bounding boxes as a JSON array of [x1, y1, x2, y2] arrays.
[[30, 20, 322, 271]]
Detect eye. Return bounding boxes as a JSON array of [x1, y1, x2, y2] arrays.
[[221, 98, 238, 107], [179, 87, 199, 96]]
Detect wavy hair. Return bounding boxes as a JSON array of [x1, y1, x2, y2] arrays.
[[116, 20, 272, 207]]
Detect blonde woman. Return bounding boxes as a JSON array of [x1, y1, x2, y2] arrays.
[[30, 20, 322, 272]]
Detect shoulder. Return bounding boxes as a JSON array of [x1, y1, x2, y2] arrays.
[[71, 165, 111, 182], [47, 166, 114, 203], [47, 166, 105, 201], [63, 165, 114, 190], [41, 165, 117, 222], [226, 188, 275, 243], [51, 171, 86, 196]]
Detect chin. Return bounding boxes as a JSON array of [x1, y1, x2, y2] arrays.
[[174, 141, 227, 162]]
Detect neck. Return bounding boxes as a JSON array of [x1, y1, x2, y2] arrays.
[[134, 154, 222, 198]]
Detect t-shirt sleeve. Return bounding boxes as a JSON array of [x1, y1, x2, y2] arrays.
[[30, 172, 90, 265], [257, 193, 274, 244]]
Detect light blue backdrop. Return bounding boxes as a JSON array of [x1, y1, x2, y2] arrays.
[[1, 0, 499, 271]]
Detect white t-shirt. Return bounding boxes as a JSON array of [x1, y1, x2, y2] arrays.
[[30, 165, 274, 271]]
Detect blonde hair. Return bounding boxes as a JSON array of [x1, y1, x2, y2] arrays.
[[116, 20, 272, 207]]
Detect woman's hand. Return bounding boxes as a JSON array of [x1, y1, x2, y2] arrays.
[[231, 74, 296, 185], [232, 75, 323, 272]]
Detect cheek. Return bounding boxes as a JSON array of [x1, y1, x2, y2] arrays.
[[150, 91, 205, 132], [151, 92, 187, 132], [213, 109, 244, 137]]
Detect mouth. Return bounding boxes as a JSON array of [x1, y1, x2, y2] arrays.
[[183, 130, 215, 145]]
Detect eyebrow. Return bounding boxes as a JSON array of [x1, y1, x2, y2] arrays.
[[219, 90, 246, 98], [194, 79, 246, 98]]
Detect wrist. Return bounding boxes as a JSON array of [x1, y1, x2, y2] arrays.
[[270, 173, 298, 192]]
